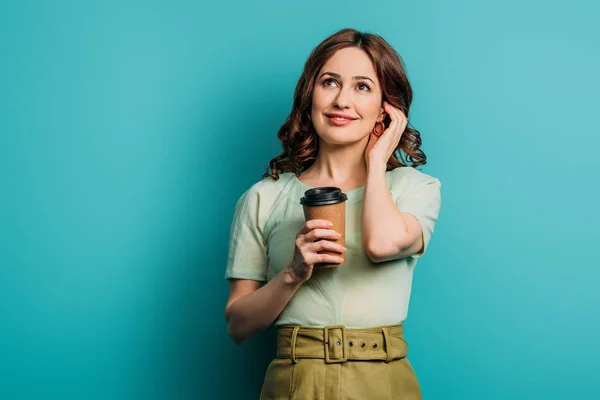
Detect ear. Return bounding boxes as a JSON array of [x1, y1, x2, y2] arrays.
[[377, 106, 386, 123]]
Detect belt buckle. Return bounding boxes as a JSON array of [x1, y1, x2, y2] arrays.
[[324, 325, 347, 363]]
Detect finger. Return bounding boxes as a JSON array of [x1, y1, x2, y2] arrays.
[[381, 105, 405, 146], [385, 118, 398, 135], [305, 228, 342, 242], [300, 219, 333, 234], [399, 118, 408, 133], [394, 110, 407, 133], [384, 101, 397, 120], [397, 111, 407, 127], [393, 106, 407, 126], [308, 240, 346, 254], [311, 253, 344, 266], [387, 103, 402, 123], [385, 102, 405, 124], [382, 103, 390, 120]]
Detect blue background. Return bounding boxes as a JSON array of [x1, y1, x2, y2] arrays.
[[1, 0, 599, 399]]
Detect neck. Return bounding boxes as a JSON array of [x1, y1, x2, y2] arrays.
[[302, 137, 368, 183]]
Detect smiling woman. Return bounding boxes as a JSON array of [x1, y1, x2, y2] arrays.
[[224, 28, 441, 399], [265, 29, 427, 178]]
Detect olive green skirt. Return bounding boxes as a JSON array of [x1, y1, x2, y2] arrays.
[[259, 324, 421, 400]]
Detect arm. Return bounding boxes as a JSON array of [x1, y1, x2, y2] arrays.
[[362, 102, 441, 262], [362, 160, 425, 262], [225, 219, 345, 344], [225, 268, 302, 344]]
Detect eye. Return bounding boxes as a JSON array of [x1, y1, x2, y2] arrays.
[[357, 82, 371, 91], [323, 78, 338, 88]]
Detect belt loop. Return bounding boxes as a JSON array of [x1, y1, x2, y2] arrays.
[[290, 326, 300, 363], [382, 327, 393, 363], [324, 325, 347, 363]]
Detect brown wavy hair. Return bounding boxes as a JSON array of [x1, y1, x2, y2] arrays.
[[262, 28, 427, 181]]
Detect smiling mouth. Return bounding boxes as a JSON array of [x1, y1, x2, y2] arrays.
[[326, 115, 357, 126], [330, 116, 354, 121], [325, 113, 358, 126], [326, 113, 357, 120]]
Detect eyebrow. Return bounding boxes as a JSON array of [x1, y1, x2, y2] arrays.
[[320, 71, 375, 84]]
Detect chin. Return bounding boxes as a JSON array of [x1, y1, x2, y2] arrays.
[[318, 128, 364, 145]]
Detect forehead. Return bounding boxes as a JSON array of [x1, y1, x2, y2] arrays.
[[319, 47, 378, 81]]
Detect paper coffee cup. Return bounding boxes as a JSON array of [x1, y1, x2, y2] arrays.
[[300, 187, 347, 267]]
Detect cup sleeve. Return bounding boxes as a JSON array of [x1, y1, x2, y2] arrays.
[[224, 187, 268, 281], [394, 175, 442, 259]]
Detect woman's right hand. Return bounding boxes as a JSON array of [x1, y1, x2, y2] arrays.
[[285, 219, 346, 285]]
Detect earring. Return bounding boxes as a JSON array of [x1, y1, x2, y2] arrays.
[[373, 121, 385, 136]]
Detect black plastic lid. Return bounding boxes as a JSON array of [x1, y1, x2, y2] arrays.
[[300, 187, 348, 206]]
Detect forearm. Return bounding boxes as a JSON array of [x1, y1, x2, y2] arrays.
[[225, 267, 302, 344], [362, 161, 410, 261]]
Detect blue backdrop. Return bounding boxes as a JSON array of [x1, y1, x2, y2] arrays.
[[1, 0, 598, 399]]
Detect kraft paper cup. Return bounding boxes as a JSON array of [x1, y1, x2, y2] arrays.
[[300, 187, 348, 267]]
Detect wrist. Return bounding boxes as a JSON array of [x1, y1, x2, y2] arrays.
[[367, 159, 387, 174], [282, 266, 303, 287]]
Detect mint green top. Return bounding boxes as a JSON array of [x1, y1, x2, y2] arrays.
[[224, 166, 442, 328]]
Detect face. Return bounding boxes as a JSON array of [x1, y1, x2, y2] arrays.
[[311, 47, 385, 145]]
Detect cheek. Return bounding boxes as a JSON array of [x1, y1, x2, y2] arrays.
[[312, 88, 331, 109], [357, 98, 382, 120], [310, 101, 321, 122], [311, 90, 333, 121]]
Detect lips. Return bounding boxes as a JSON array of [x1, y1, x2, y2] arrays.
[[326, 113, 357, 126]]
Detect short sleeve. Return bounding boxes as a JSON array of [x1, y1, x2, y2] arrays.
[[224, 186, 268, 281], [394, 174, 442, 259]]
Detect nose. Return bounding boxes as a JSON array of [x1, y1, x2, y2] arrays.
[[333, 86, 352, 109]]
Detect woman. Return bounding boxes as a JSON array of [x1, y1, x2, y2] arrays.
[[224, 28, 441, 399]]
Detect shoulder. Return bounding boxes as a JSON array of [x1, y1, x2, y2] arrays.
[[388, 166, 441, 197], [389, 166, 441, 187], [242, 172, 296, 200], [234, 172, 297, 224]]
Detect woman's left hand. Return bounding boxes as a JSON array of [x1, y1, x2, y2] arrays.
[[365, 101, 408, 168]]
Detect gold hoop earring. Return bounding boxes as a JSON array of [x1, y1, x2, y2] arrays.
[[374, 121, 385, 136]]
